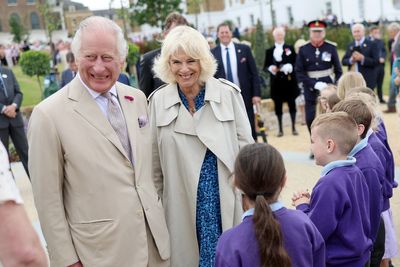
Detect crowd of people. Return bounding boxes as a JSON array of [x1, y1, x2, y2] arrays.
[[0, 11, 399, 267]]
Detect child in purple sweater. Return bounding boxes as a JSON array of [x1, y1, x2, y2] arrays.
[[294, 112, 372, 267], [215, 143, 325, 267], [332, 97, 386, 266]]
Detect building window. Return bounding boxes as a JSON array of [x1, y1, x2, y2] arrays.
[[287, 6, 294, 25], [7, 0, 17, 5], [358, 0, 365, 19], [237, 17, 241, 28], [30, 12, 40, 29], [250, 14, 255, 26], [395, 0, 400, 9], [326, 1, 332, 14], [26, 0, 35, 4]]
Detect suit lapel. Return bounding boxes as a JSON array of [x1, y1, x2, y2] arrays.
[[69, 78, 128, 160], [235, 44, 242, 75], [214, 46, 226, 78]]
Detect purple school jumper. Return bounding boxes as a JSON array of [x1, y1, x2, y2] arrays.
[[215, 203, 326, 267], [367, 129, 395, 211], [349, 139, 384, 242], [297, 157, 372, 267], [376, 122, 397, 189]]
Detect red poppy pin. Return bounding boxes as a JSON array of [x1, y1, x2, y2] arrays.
[[124, 95, 134, 102], [285, 48, 292, 56]]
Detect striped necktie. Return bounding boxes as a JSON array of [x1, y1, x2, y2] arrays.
[[102, 92, 132, 163]]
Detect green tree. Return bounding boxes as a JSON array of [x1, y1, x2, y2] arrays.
[[253, 20, 270, 98], [126, 43, 140, 74], [129, 0, 182, 27], [187, 0, 203, 28], [38, 3, 62, 45], [254, 20, 266, 70], [19, 51, 50, 98], [9, 15, 26, 43]]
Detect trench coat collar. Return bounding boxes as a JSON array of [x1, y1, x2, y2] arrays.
[[160, 78, 234, 171], [163, 78, 222, 108]]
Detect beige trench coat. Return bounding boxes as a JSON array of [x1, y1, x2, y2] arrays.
[[149, 77, 254, 266], [28, 78, 170, 267]]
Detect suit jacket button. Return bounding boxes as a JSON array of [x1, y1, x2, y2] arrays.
[[136, 209, 143, 218]]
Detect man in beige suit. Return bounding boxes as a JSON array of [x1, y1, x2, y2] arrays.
[[28, 16, 169, 267]]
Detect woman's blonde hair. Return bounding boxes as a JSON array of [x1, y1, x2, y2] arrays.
[[153, 26, 217, 84], [337, 71, 366, 99]]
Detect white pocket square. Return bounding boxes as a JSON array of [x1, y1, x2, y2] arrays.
[[138, 115, 148, 128]]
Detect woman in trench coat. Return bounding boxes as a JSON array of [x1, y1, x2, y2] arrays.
[[149, 26, 254, 267]]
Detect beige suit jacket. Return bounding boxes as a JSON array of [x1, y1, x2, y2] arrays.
[[28, 77, 170, 267], [149, 77, 254, 266]]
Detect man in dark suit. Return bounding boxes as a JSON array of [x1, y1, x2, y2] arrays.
[[342, 23, 379, 90], [211, 22, 261, 140], [368, 25, 387, 103], [60, 51, 78, 88], [138, 12, 188, 97], [0, 45, 8, 67], [0, 65, 29, 177]]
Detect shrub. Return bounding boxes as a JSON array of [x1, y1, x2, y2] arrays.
[[19, 50, 51, 98]]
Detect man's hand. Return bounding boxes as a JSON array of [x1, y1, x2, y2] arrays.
[[68, 261, 83, 267], [3, 105, 17, 118], [252, 96, 261, 105], [395, 76, 400, 86], [351, 51, 364, 62]]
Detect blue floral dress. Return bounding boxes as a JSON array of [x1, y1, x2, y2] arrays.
[[178, 88, 222, 267]]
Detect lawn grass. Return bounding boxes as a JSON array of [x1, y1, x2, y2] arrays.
[[13, 65, 43, 107]]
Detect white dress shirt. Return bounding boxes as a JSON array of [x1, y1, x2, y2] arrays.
[[78, 73, 123, 117], [273, 42, 284, 62], [220, 42, 240, 87], [0, 142, 23, 204]]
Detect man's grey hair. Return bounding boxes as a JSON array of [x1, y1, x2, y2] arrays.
[[71, 16, 127, 60], [388, 22, 400, 33], [352, 23, 365, 33]]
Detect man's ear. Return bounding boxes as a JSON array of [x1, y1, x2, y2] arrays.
[[119, 58, 125, 70]]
